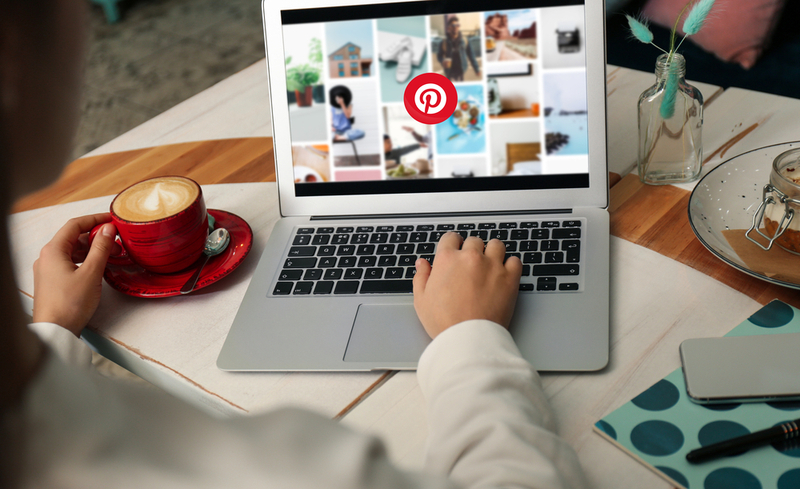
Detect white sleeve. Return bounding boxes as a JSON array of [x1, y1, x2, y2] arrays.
[[28, 322, 93, 367], [417, 320, 588, 489]]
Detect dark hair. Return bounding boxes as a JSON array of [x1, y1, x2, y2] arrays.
[[329, 85, 352, 108], [383, 135, 390, 140], [447, 16, 459, 25]]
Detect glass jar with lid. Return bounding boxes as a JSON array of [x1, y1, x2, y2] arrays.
[[747, 148, 800, 253]]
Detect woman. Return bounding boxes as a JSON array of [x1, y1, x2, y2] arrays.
[[1, 2, 587, 488]]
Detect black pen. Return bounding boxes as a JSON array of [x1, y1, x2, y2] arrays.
[[686, 418, 800, 463]]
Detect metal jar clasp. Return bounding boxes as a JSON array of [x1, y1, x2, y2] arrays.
[[746, 183, 798, 250]]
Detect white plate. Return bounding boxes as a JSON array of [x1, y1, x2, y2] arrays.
[[294, 165, 323, 183], [688, 141, 800, 289]]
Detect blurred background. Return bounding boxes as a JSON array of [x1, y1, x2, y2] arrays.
[[77, 0, 265, 161]]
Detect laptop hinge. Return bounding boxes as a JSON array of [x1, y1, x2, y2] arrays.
[[310, 209, 573, 221]]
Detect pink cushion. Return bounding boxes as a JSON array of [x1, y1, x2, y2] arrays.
[[642, 0, 785, 69]]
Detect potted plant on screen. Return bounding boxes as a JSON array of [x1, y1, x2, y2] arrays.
[[286, 38, 322, 107]]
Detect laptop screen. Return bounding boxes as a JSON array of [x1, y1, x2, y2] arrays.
[[280, 0, 590, 197]]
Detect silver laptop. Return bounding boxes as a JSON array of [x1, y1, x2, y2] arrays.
[[218, 0, 609, 372]]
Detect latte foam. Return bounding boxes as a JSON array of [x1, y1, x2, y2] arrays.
[[113, 176, 199, 222]]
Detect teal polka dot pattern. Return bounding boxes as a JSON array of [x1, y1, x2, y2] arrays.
[[748, 300, 794, 328], [595, 301, 800, 489], [631, 379, 681, 411], [631, 420, 684, 456], [778, 468, 800, 489], [698, 421, 749, 449], [704, 468, 761, 489], [595, 420, 617, 440]]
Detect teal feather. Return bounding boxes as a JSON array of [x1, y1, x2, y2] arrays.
[[660, 69, 678, 119], [682, 0, 715, 35], [626, 15, 654, 44]]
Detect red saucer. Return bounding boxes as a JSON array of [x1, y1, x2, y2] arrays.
[[103, 209, 253, 298]]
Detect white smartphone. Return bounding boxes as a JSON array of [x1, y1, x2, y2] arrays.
[[680, 333, 800, 404]]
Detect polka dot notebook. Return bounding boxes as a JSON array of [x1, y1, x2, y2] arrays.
[[594, 300, 800, 489]]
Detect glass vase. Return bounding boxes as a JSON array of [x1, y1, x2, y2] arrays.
[[637, 53, 703, 185]]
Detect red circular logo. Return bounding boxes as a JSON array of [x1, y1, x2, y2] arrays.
[[403, 73, 458, 125]]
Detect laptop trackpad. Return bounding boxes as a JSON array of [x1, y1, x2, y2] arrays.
[[344, 304, 431, 363]]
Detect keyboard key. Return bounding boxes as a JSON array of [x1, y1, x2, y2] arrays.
[[303, 269, 322, 280], [519, 283, 534, 291], [356, 226, 374, 233], [490, 230, 509, 240], [533, 265, 579, 276], [377, 225, 393, 232], [420, 254, 435, 265], [351, 234, 369, 244], [318, 257, 337, 268], [511, 229, 529, 240], [284, 257, 316, 268], [317, 245, 335, 256], [430, 231, 446, 242], [289, 246, 315, 257], [356, 244, 375, 255], [323, 268, 343, 280], [522, 265, 531, 276], [297, 228, 314, 234], [478, 223, 496, 229], [396, 225, 414, 232], [334, 281, 359, 294], [369, 233, 389, 243], [293, 235, 311, 245], [313, 281, 334, 294], [336, 226, 354, 233], [562, 221, 582, 227], [504, 241, 517, 252], [545, 252, 564, 263], [397, 243, 415, 254], [541, 221, 560, 228], [469, 230, 488, 240], [520, 241, 538, 252], [376, 244, 395, 255], [537, 277, 557, 291], [338, 256, 357, 268], [316, 227, 334, 234], [311, 235, 330, 245], [344, 268, 363, 279], [553, 228, 581, 239], [566, 249, 580, 263], [559, 283, 579, 291], [360, 280, 414, 293], [273, 282, 293, 295], [293, 282, 313, 295], [410, 232, 428, 242], [523, 252, 543, 264], [530, 229, 549, 239], [541, 240, 559, 251], [520, 222, 539, 228], [398, 255, 417, 266], [358, 256, 377, 267], [365, 268, 383, 279], [378, 255, 397, 267], [416, 224, 434, 231], [437, 224, 455, 230], [337, 245, 356, 255], [562, 240, 580, 251], [385, 267, 404, 279], [499, 222, 517, 229], [405, 267, 417, 278], [332, 234, 350, 244], [279, 269, 303, 281], [390, 233, 408, 243], [504, 253, 521, 262], [457, 223, 476, 230], [417, 243, 435, 254]]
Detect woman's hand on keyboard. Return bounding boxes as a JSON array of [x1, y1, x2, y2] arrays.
[[413, 232, 522, 339]]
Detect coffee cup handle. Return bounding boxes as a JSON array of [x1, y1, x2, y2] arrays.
[[89, 224, 132, 266]]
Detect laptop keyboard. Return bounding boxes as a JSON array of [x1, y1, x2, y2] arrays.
[[272, 219, 584, 296]]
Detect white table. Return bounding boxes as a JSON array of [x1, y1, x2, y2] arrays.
[[12, 61, 798, 488]]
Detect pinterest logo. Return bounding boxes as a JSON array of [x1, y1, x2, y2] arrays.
[[403, 73, 457, 124]]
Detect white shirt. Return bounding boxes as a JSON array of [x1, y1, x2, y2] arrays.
[[18, 320, 588, 488]]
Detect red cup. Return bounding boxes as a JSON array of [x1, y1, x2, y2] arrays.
[[92, 176, 209, 274]]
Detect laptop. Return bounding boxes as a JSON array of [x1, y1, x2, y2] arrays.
[[217, 0, 609, 372]]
